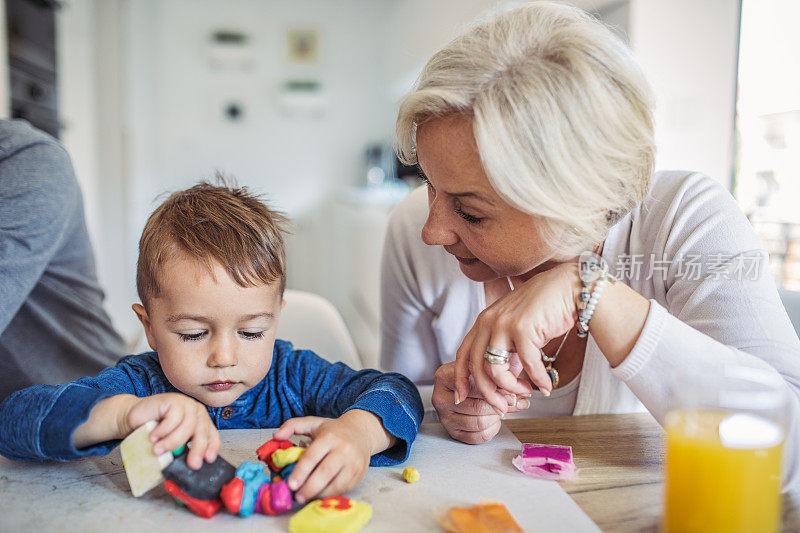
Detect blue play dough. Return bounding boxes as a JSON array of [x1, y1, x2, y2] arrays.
[[235, 461, 271, 517], [278, 461, 297, 481]]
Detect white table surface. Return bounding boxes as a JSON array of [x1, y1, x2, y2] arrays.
[[0, 422, 599, 532]]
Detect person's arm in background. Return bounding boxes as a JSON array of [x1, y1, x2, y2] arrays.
[[0, 135, 77, 334]]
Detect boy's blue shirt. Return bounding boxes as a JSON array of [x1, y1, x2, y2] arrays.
[[0, 339, 424, 465]]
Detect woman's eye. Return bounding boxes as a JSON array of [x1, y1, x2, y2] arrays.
[[240, 331, 265, 340], [456, 205, 482, 224], [417, 169, 435, 193], [178, 331, 206, 342]]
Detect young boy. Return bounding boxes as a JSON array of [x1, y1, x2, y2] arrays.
[[0, 182, 423, 504]]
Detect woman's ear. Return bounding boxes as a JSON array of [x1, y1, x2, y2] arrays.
[[132, 303, 158, 351]]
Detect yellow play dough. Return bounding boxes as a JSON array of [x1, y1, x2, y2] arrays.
[[288, 496, 372, 533], [271, 446, 305, 469], [402, 466, 420, 483]]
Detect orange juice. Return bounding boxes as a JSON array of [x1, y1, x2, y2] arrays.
[[663, 408, 783, 533]]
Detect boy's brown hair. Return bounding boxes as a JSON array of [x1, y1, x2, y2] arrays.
[[136, 180, 290, 307]]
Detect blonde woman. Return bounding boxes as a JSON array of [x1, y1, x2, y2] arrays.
[[380, 2, 800, 487]]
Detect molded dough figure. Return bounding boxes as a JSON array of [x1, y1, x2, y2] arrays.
[[289, 496, 372, 533]]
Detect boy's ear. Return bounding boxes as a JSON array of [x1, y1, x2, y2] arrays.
[[281, 298, 286, 309], [132, 303, 158, 352]]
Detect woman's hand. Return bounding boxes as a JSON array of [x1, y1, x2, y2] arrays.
[[122, 393, 220, 469], [433, 361, 531, 444], [273, 410, 394, 504], [454, 263, 580, 414]]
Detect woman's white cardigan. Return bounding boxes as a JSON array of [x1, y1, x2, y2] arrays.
[[380, 170, 800, 488]]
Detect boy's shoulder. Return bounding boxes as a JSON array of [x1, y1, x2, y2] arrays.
[[271, 339, 330, 372], [273, 339, 304, 365], [118, 350, 161, 367], [112, 351, 170, 386]]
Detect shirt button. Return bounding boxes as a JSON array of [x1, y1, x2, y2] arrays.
[[221, 407, 234, 420]]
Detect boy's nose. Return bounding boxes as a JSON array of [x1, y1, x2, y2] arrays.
[[208, 335, 238, 367]]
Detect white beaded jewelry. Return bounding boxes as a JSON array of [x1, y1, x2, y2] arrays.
[[576, 253, 615, 338]]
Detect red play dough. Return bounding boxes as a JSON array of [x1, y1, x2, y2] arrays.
[[320, 496, 352, 511], [256, 439, 293, 471], [220, 476, 245, 515], [164, 480, 223, 519]]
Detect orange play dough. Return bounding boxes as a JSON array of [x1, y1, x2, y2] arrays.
[[441, 502, 523, 533]]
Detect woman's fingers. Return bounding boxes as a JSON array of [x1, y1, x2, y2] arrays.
[[443, 410, 504, 433], [484, 356, 533, 397], [518, 337, 553, 396], [469, 323, 510, 413], [443, 419, 503, 445], [454, 327, 476, 404]]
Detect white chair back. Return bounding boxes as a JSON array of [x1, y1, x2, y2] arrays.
[[779, 288, 800, 338], [277, 289, 361, 369]]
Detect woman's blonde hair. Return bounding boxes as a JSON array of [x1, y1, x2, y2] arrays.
[[395, 1, 655, 255]]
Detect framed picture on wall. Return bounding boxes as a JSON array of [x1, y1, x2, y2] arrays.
[[286, 28, 320, 65]]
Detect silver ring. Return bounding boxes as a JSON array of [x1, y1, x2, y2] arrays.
[[485, 346, 512, 359], [484, 352, 510, 365], [484, 346, 512, 365]]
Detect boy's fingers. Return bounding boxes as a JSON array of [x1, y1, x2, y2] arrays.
[[317, 468, 355, 500], [296, 454, 344, 504], [149, 404, 183, 443], [286, 439, 331, 493], [153, 416, 193, 455], [205, 429, 221, 463], [186, 430, 208, 469], [127, 399, 169, 431], [274, 416, 323, 440]]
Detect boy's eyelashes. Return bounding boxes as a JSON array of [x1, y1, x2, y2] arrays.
[[176, 330, 266, 342], [178, 331, 206, 342]]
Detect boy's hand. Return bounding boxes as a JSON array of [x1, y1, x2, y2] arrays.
[[121, 393, 220, 470], [273, 410, 395, 504]]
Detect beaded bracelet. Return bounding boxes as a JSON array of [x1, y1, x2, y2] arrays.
[[576, 253, 615, 338]]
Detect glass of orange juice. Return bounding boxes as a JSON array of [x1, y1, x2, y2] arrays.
[[663, 365, 788, 533]]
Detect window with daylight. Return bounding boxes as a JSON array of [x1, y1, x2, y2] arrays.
[[735, 0, 800, 290]]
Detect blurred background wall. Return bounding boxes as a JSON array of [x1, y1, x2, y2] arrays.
[[5, 0, 795, 367]]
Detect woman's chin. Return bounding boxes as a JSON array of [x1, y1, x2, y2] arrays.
[[458, 261, 499, 282]]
